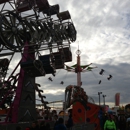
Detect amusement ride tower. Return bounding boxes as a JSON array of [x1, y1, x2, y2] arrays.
[[0, 0, 77, 129], [65, 48, 96, 87], [64, 48, 97, 110], [76, 49, 82, 87]]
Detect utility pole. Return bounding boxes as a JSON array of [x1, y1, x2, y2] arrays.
[[103, 95, 106, 106], [98, 92, 102, 106]]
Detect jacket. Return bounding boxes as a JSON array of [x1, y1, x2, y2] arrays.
[[104, 120, 116, 130]]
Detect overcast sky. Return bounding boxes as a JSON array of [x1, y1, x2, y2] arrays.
[[38, 0, 130, 107], [34, 0, 130, 106], [2, 0, 130, 108]]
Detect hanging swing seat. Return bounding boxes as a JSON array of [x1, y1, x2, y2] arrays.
[[57, 11, 71, 21], [42, 4, 59, 16], [39, 54, 56, 75], [53, 52, 64, 69], [0, 58, 9, 72], [59, 47, 72, 62], [20, 60, 45, 77], [16, 0, 35, 12], [36, 0, 50, 12], [16, 0, 49, 13], [66, 23, 77, 42]]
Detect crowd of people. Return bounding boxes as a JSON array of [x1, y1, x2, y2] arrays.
[[15, 112, 73, 130], [98, 107, 130, 130], [16, 107, 130, 130], [28, 115, 73, 130]]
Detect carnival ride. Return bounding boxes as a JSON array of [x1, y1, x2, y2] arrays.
[[65, 85, 88, 110], [44, 46, 113, 114], [0, 0, 77, 125], [63, 49, 95, 110], [63, 49, 113, 110]]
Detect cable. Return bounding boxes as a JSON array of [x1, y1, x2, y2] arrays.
[[60, 71, 68, 85], [56, 69, 61, 75], [91, 70, 101, 84]]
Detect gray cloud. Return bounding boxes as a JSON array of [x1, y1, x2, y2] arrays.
[[1, 0, 130, 108]]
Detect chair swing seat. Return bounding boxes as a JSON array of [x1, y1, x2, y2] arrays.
[[57, 11, 71, 21], [39, 54, 56, 75], [43, 4, 59, 16], [0, 58, 9, 72], [53, 52, 64, 69], [43, 66, 55, 74], [16, 0, 35, 12], [36, 0, 49, 12], [59, 47, 72, 62], [20, 60, 45, 77], [66, 23, 77, 42], [17, 3, 31, 12]]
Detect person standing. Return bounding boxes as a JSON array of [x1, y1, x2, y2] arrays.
[[54, 118, 67, 130], [118, 116, 126, 130], [126, 116, 130, 130], [104, 114, 116, 130], [113, 115, 119, 130], [30, 121, 39, 130], [53, 115, 59, 129], [39, 121, 46, 130], [98, 107, 104, 130], [66, 114, 73, 130]]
